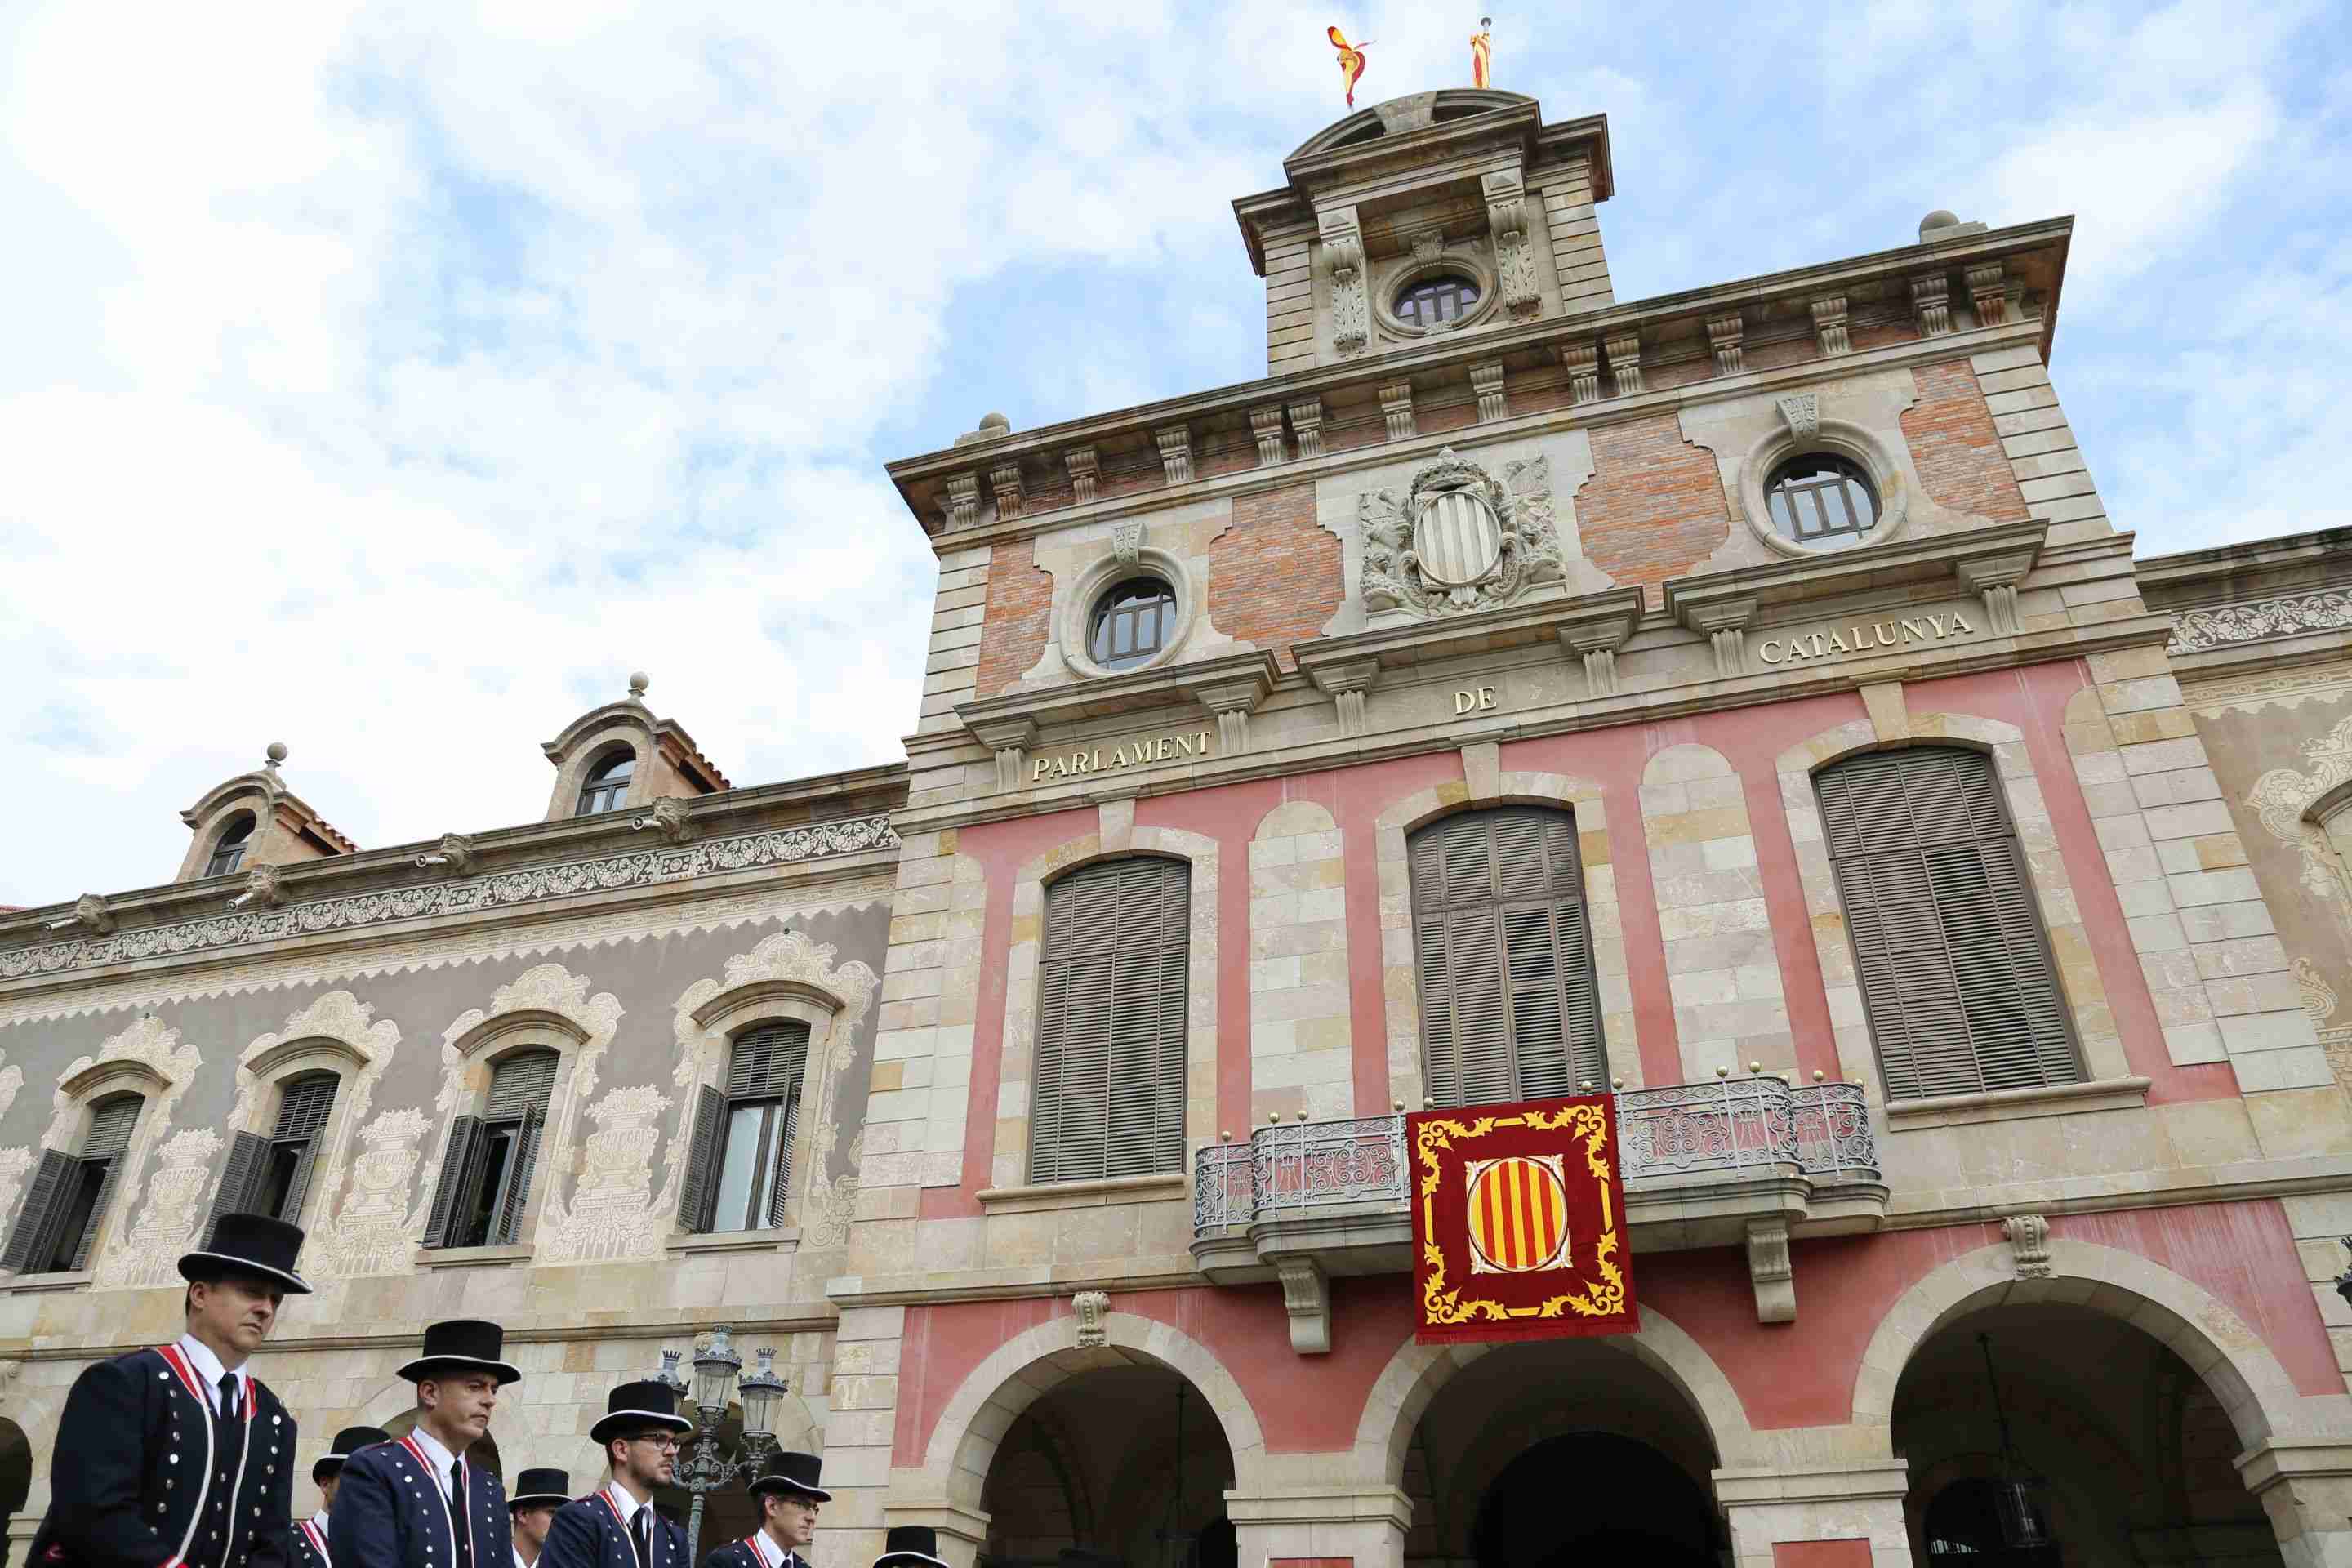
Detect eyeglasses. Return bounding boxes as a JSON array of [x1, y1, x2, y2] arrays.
[[627, 1433, 682, 1451]]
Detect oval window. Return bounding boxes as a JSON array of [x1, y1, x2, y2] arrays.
[[1764, 453, 1880, 547], [1396, 274, 1481, 329], [1089, 577, 1178, 671]]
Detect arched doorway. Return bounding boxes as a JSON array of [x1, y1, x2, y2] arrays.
[[1404, 1339, 1725, 1568], [1893, 1303, 2284, 1566], [979, 1363, 1234, 1568], [0, 1419, 29, 1568]]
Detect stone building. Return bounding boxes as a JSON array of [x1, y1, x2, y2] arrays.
[[4, 86, 2352, 1568]]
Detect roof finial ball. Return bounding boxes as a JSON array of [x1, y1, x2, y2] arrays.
[[627, 671, 650, 700], [264, 741, 288, 772], [1918, 208, 1959, 240]]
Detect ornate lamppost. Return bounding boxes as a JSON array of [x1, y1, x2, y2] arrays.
[[657, 1325, 790, 1554]]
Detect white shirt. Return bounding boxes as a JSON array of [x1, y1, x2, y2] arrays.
[[407, 1423, 463, 1495], [514, 1550, 535, 1568], [309, 1512, 332, 1539], [747, 1533, 786, 1568], [601, 1482, 645, 1530], [176, 1334, 251, 1419]]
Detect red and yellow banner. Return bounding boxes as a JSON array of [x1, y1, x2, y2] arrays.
[[1410, 1094, 1637, 1343]]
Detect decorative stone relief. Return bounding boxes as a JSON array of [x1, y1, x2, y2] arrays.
[[1470, 363, 1506, 423], [1111, 522, 1143, 566], [47, 1014, 199, 1149], [95, 1126, 222, 1289], [1286, 399, 1325, 460], [2170, 591, 2352, 653], [1810, 296, 1851, 356], [1706, 314, 1744, 375], [1911, 274, 1951, 336], [310, 1108, 434, 1278], [1746, 1219, 1796, 1322], [1250, 405, 1286, 465], [71, 893, 116, 935], [413, 832, 476, 874], [1321, 207, 1369, 357], [0, 1147, 32, 1246], [2297, 956, 2338, 1025], [1065, 446, 1098, 505], [1776, 393, 1820, 443], [1481, 171, 1541, 315], [944, 474, 981, 530], [1155, 425, 1193, 486], [2001, 1212, 2052, 1278], [239, 865, 285, 910], [229, 991, 399, 1245], [1967, 262, 2009, 327], [1562, 342, 1601, 404], [1276, 1258, 1332, 1354], [1, 815, 900, 983], [1360, 448, 1566, 618], [2245, 710, 2352, 900], [541, 1083, 674, 1264], [1379, 381, 1415, 441], [989, 462, 1025, 521], [1072, 1289, 1110, 1348], [1605, 332, 1643, 398], [0, 1049, 21, 1128], [632, 796, 696, 844]]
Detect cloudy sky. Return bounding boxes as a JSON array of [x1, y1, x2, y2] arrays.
[[2, 0, 2346, 907]]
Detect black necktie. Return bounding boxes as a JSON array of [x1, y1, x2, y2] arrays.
[[218, 1372, 239, 1421], [451, 1463, 472, 1568], [631, 1509, 651, 1566]]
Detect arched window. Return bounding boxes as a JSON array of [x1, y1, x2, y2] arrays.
[[209, 1072, 340, 1227], [679, 1022, 811, 1233], [577, 750, 636, 816], [1763, 453, 1879, 548], [1395, 274, 1481, 329], [1815, 746, 2082, 1099], [423, 1049, 558, 1248], [206, 813, 256, 878], [1, 1092, 144, 1274], [1030, 857, 1190, 1183], [1088, 578, 1178, 671], [1409, 808, 1605, 1106]]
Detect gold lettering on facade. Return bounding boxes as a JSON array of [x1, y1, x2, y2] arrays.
[[1757, 612, 1982, 667], [1028, 728, 1214, 785], [1452, 686, 1499, 715]]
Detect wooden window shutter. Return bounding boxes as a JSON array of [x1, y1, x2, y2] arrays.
[[1410, 808, 1606, 1107], [1, 1149, 76, 1273], [1029, 857, 1190, 1183], [421, 1116, 484, 1248], [728, 1023, 811, 1099], [768, 1088, 802, 1228], [676, 1085, 724, 1233], [274, 1076, 338, 1140], [207, 1132, 272, 1232], [486, 1052, 559, 1120], [494, 1104, 546, 1244], [1816, 746, 2082, 1100], [70, 1154, 128, 1272]]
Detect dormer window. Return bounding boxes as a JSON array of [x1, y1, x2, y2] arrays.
[[577, 751, 635, 816], [205, 814, 256, 878], [1396, 274, 1481, 329]]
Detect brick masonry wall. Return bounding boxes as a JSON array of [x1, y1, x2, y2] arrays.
[[1573, 414, 1734, 609], [975, 537, 1054, 697], [1209, 481, 1343, 670], [1901, 359, 2032, 522]]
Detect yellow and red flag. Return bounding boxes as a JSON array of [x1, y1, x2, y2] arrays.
[[1328, 25, 1369, 108], [1409, 1093, 1637, 1343], [1470, 20, 1493, 89]]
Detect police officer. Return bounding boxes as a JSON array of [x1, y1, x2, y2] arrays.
[[27, 1211, 310, 1568], [541, 1383, 692, 1568], [330, 1321, 518, 1568], [697, 1454, 826, 1568], [296, 1427, 392, 1568]]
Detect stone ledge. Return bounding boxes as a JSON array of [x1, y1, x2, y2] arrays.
[[413, 1242, 534, 1271], [974, 1173, 1191, 1213], [1884, 1074, 2151, 1129], [0, 1268, 91, 1295], [1710, 1462, 1912, 1507], [666, 1227, 798, 1257]]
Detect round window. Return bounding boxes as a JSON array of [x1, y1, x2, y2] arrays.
[[1395, 274, 1481, 330], [1089, 577, 1178, 670], [1763, 453, 1880, 548]]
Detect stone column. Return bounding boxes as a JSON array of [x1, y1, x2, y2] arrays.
[[2240, 1441, 2352, 1567], [883, 1501, 995, 1568], [1713, 1462, 1914, 1567], [1225, 1486, 1412, 1568]]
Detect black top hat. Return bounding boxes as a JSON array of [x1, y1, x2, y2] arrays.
[[395, 1320, 523, 1384], [747, 1451, 829, 1503], [588, 1379, 693, 1446], [875, 1526, 947, 1568], [507, 1469, 572, 1510], [179, 1211, 311, 1294], [313, 1426, 389, 1481]]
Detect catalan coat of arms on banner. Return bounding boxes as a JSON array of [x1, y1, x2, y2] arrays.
[[1410, 1094, 1637, 1343]]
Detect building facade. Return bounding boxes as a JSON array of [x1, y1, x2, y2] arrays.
[[3, 87, 2351, 1568]]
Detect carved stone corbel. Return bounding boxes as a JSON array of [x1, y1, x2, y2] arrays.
[[1155, 425, 1192, 485], [1321, 206, 1370, 357], [1706, 313, 1744, 375], [1911, 273, 1952, 336], [631, 796, 696, 844], [1682, 597, 1759, 679], [1307, 659, 1381, 739], [1482, 170, 1541, 316], [414, 832, 477, 874], [989, 461, 1025, 520], [944, 474, 982, 530], [1561, 341, 1602, 404], [1811, 295, 1851, 356], [1072, 1289, 1110, 1348], [1065, 446, 1098, 505], [1286, 399, 1325, 460], [1196, 669, 1273, 753], [1958, 546, 2038, 635], [2001, 1213, 2051, 1279], [1605, 332, 1644, 398], [1111, 521, 1143, 566], [1777, 393, 1820, 443], [1967, 261, 2010, 327], [1379, 381, 1415, 441], [1276, 1257, 1332, 1354], [1748, 1218, 1797, 1322], [972, 716, 1040, 795], [1555, 590, 1642, 700], [1250, 405, 1286, 466], [1469, 362, 1507, 423]]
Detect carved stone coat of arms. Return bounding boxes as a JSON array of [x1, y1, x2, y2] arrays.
[[1361, 448, 1566, 617]]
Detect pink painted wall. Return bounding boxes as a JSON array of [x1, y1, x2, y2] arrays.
[[1773, 1543, 1873, 1567]]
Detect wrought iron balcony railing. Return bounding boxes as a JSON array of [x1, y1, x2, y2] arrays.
[[1193, 1076, 1879, 1236]]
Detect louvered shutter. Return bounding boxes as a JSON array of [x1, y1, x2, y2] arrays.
[[486, 1052, 559, 1119], [676, 1086, 724, 1233], [728, 1023, 810, 1098], [62, 1094, 144, 1270], [272, 1076, 340, 1222], [1817, 746, 2082, 1099], [1410, 810, 1606, 1107], [494, 1104, 546, 1244], [1029, 858, 1189, 1183], [769, 1087, 803, 1227], [207, 1132, 272, 1231], [421, 1116, 484, 1248], [1, 1149, 75, 1273]]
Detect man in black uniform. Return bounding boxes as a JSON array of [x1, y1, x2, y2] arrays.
[[506, 1470, 571, 1568], [697, 1454, 826, 1568], [330, 1321, 518, 1568], [296, 1427, 392, 1568], [27, 1211, 310, 1568]]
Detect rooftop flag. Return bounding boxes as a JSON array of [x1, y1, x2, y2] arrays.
[[1471, 17, 1493, 88], [1328, 25, 1370, 108]]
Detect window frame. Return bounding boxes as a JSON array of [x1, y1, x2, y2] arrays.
[[422, 1045, 560, 1251], [688, 1020, 812, 1236], [1087, 577, 1179, 672], [7, 1092, 145, 1276], [1393, 273, 1483, 332], [1762, 452, 1881, 550], [205, 813, 256, 879], [576, 748, 638, 817]]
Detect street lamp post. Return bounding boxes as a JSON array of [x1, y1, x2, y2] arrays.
[[657, 1325, 791, 1557]]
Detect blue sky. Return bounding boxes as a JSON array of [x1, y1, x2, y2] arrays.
[[2, 0, 2347, 906]]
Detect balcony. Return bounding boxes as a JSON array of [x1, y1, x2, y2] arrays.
[[1191, 1076, 1886, 1350]]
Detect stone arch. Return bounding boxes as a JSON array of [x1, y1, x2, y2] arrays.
[[912, 1311, 1269, 1512], [1371, 768, 1638, 1100], [1775, 708, 2130, 1093], [1851, 1240, 2314, 1450], [996, 814, 1218, 1189], [1348, 1300, 1768, 1487]]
